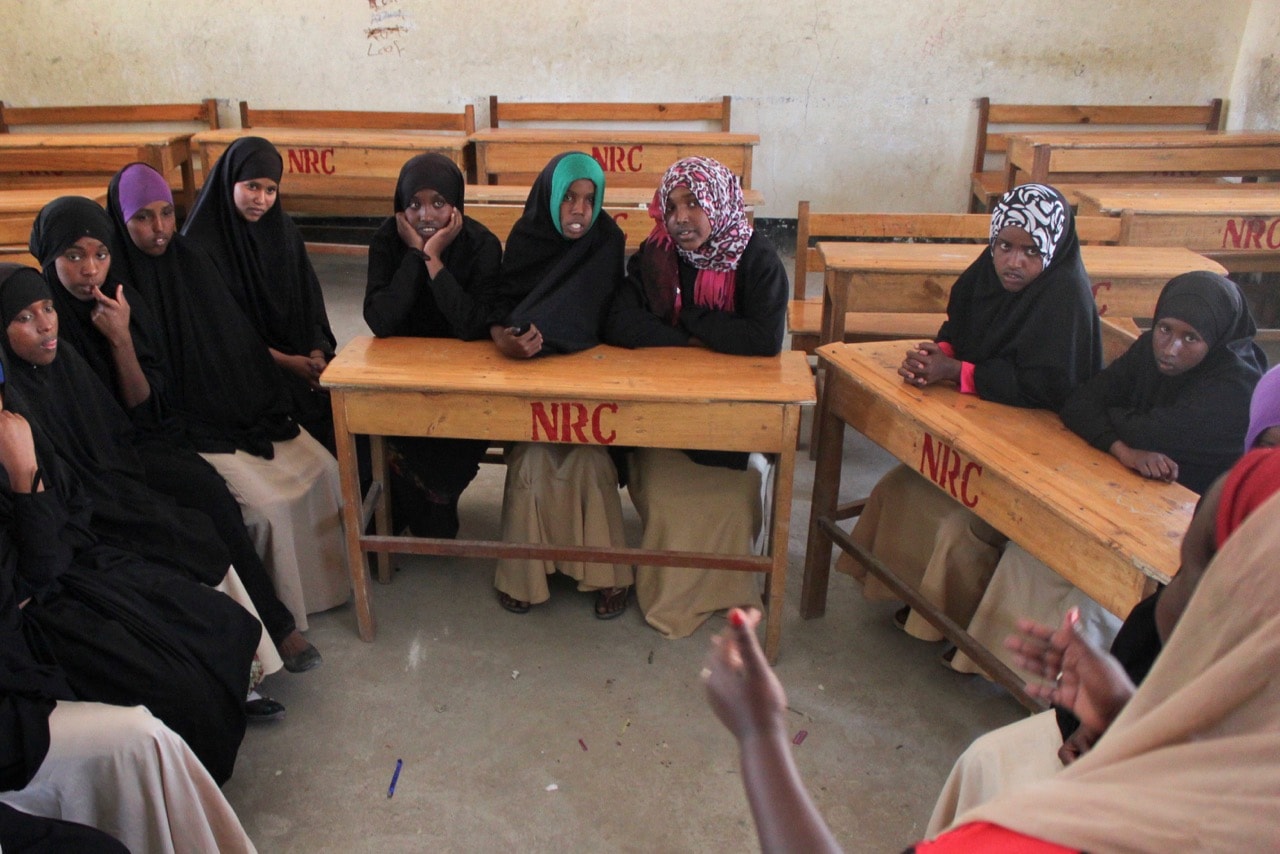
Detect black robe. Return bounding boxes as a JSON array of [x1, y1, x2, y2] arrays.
[[1, 341, 230, 586], [0, 431, 256, 785], [498, 153, 625, 354]]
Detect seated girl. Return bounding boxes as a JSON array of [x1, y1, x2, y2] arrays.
[[837, 184, 1102, 643], [0, 281, 260, 784], [105, 163, 351, 641], [29, 191, 321, 671], [490, 152, 632, 618], [945, 270, 1265, 677], [364, 153, 502, 538], [603, 156, 786, 638], [182, 136, 338, 451]]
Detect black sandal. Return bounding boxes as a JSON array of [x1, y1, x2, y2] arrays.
[[498, 591, 530, 615], [594, 587, 630, 620]]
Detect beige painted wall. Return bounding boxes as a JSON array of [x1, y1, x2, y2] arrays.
[[1, 0, 1269, 216]]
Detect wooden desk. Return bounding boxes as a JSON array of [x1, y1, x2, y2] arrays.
[[1075, 186, 1280, 273], [0, 186, 108, 244], [0, 132, 195, 210], [322, 337, 814, 660], [470, 128, 759, 188], [801, 341, 1194, 700], [193, 128, 470, 217], [466, 184, 765, 249], [1004, 130, 1280, 191], [815, 242, 1227, 352]]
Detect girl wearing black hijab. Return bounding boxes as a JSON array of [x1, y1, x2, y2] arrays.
[[105, 162, 350, 644], [364, 153, 502, 537], [1061, 271, 1265, 494], [28, 192, 321, 672], [838, 184, 1104, 645], [492, 153, 632, 618], [0, 265, 259, 784], [182, 136, 338, 451]]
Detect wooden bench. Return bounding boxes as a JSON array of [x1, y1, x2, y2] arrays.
[[789, 206, 1130, 359], [488, 96, 732, 131], [968, 98, 1224, 212], [0, 100, 218, 208], [1004, 130, 1280, 202], [239, 102, 475, 134]]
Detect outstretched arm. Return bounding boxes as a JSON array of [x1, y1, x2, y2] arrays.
[[703, 608, 843, 854]]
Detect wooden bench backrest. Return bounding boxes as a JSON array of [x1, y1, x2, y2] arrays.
[[0, 99, 220, 132], [972, 98, 1224, 174], [792, 203, 1123, 299], [488, 96, 731, 131], [239, 102, 476, 134]]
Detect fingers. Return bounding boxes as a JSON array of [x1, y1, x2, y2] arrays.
[[728, 608, 768, 677]]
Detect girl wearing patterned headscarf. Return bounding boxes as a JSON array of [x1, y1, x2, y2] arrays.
[[364, 153, 503, 538], [603, 156, 787, 638], [839, 184, 1103, 646], [492, 153, 632, 619]]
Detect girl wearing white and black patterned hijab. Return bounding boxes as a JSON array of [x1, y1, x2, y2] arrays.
[[904, 183, 1102, 410]]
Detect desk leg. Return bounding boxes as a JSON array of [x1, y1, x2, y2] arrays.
[[179, 157, 196, 215], [809, 269, 850, 459], [763, 404, 801, 664], [332, 393, 376, 641], [370, 436, 393, 584], [801, 376, 845, 619]]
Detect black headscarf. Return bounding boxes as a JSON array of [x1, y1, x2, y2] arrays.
[[395, 152, 465, 213], [27, 195, 171, 423], [106, 162, 299, 457], [0, 267, 229, 584], [498, 152, 624, 354], [937, 183, 1102, 409], [1061, 271, 1265, 494], [181, 136, 336, 359]]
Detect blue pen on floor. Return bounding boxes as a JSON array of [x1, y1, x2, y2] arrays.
[[387, 758, 403, 799]]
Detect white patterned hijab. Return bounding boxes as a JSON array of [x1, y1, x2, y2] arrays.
[[989, 183, 1068, 267]]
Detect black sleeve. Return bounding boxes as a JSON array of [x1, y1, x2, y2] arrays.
[[10, 490, 75, 605], [1059, 340, 1145, 452], [364, 224, 426, 338], [603, 249, 691, 348], [431, 227, 505, 341], [679, 234, 787, 356]]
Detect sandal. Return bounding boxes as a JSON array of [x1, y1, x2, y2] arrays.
[[594, 587, 630, 620], [893, 605, 911, 632], [497, 591, 530, 615]]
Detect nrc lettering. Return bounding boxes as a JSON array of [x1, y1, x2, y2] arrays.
[[1222, 217, 1280, 250], [919, 432, 983, 508], [285, 148, 336, 175], [530, 402, 618, 444], [591, 145, 643, 173]]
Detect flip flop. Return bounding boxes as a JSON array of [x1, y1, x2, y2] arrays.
[[594, 587, 630, 620], [497, 591, 530, 615]]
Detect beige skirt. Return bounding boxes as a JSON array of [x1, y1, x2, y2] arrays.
[[947, 542, 1123, 677], [214, 566, 283, 680], [493, 443, 632, 603], [0, 701, 257, 853], [201, 431, 350, 632], [926, 710, 1065, 837], [629, 449, 765, 639], [838, 464, 1006, 641]]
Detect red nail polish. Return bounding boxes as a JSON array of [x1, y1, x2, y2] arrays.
[[729, 609, 745, 628]]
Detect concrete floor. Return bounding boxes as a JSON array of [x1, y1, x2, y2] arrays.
[[219, 252, 1030, 853]]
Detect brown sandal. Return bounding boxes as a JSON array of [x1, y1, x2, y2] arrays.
[[594, 587, 630, 620]]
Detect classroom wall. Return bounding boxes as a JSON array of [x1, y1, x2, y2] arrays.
[[0, 0, 1268, 216], [1227, 0, 1280, 131]]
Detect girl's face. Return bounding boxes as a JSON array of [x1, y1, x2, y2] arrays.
[[54, 237, 111, 302], [664, 186, 713, 252], [232, 177, 279, 222], [404, 188, 454, 240], [558, 178, 596, 240], [1152, 316, 1210, 376], [991, 226, 1045, 293], [126, 199, 176, 257], [7, 299, 58, 366]]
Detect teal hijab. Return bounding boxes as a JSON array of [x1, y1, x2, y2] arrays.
[[549, 152, 604, 236]]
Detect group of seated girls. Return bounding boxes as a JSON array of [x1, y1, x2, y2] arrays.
[[834, 182, 1267, 680], [0, 139, 361, 851], [363, 149, 787, 636]]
